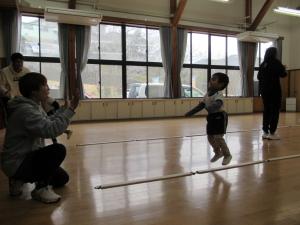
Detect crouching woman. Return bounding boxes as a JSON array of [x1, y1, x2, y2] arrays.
[[1, 72, 79, 203]]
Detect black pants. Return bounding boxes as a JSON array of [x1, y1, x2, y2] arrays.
[[12, 143, 69, 188], [262, 96, 281, 134]]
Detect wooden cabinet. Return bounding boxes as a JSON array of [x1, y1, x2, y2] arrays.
[[72, 101, 91, 121], [175, 99, 191, 116], [71, 98, 253, 122], [225, 98, 253, 114], [165, 100, 177, 117], [118, 101, 142, 119], [91, 101, 118, 120], [142, 100, 165, 118]]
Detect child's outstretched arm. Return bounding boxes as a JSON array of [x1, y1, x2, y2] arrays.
[[185, 102, 205, 117]]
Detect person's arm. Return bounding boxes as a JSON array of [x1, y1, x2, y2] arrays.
[[185, 102, 205, 117], [23, 105, 75, 139], [278, 62, 287, 78]]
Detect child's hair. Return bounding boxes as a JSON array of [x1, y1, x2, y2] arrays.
[[212, 72, 229, 90], [19, 72, 47, 98]]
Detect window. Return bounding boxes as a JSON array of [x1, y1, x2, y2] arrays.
[[86, 24, 163, 98], [20, 16, 61, 98], [183, 33, 241, 97]]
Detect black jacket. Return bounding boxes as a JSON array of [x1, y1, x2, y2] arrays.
[[257, 58, 287, 98]]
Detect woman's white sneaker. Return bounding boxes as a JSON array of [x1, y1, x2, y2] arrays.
[[31, 186, 61, 203], [262, 132, 269, 139], [268, 134, 280, 140]]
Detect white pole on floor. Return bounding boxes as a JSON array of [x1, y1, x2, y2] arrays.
[[95, 171, 195, 189], [94, 154, 300, 190]]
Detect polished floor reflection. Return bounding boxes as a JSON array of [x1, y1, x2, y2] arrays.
[[1, 113, 300, 225]]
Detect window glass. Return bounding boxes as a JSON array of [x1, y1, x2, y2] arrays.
[[20, 16, 39, 57], [126, 27, 146, 61], [100, 65, 122, 98], [89, 25, 99, 59], [227, 37, 239, 66], [211, 35, 226, 65], [40, 20, 59, 57], [181, 68, 191, 98], [127, 66, 147, 98], [41, 63, 61, 98], [192, 33, 208, 64], [24, 61, 39, 73], [82, 64, 100, 98], [227, 70, 242, 96], [148, 67, 165, 98], [100, 24, 122, 60], [192, 68, 207, 97], [148, 29, 162, 62]]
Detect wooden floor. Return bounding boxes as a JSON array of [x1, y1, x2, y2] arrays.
[[1, 113, 300, 225]]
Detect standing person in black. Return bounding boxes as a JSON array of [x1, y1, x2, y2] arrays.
[[257, 47, 287, 140]]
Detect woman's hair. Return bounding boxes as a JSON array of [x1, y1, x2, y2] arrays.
[[263, 47, 277, 62], [19, 72, 47, 97], [212, 72, 229, 90]]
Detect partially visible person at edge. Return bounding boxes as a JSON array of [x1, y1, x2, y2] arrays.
[[0, 52, 30, 98], [0, 53, 30, 128], [1, 72, 79, 204], [257, 47, 287, 140]]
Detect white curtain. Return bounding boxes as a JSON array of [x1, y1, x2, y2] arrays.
[[75, 25, 91, 99], [58, 24, 69, 99]]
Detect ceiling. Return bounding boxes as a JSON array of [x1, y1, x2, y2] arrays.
[[2, 0, 300, 30]]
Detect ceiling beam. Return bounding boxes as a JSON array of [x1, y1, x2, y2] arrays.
[[245, 0, 252, 25], [248, 0, 275, 31], [171, 0, 187, 26]]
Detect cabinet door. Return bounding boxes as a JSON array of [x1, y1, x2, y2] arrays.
[[73, 101, 91, 121], [226, 99, 237, 114], [118, 101, 130, 119], [153, 101, 165, 117], [236, 99, 244, 113], [244, 98, 253, 113], [105, 102, 118, 119], [142, 101, 154, 118], [91, 102, 106, 120], [130, 101, 142, 118], [165, 100, 177, 117], [176, 99, 190, 116]]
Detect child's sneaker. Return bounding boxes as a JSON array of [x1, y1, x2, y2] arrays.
[[210, 153, 223, 162], [65, 130, 73, 139], [222, 155, 232, 165], [262, 132, 269, 139], [31, 186, 61, 203], [9, 178, 24, 196]]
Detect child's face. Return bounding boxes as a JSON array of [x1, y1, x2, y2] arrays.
[[209, 76, 223, 90]]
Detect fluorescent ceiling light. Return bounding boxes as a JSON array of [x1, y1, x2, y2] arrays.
[[236, 31, 279, 43], [273, 6, 300, 17], [44, 7, 102, 26]]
